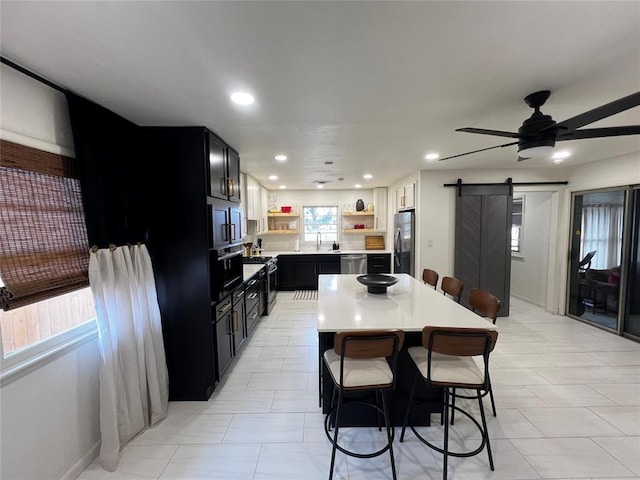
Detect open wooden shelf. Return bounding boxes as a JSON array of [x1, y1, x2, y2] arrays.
[[342, 211, 374, 216], [267, 229, 298, 234], [343, 228, 377, 233]]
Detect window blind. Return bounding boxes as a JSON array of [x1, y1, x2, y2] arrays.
[[0, 139, 89, 310]]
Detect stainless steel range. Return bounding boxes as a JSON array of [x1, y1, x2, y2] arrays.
[[243, 256, 278, 315]]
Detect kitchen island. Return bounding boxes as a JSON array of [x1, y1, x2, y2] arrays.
[[317, 273, 498, 426]]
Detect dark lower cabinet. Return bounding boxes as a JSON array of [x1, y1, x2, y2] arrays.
[[232, 286, 246, 353], [276, 255, 296, 291], [245, 277, 261, 333], [215, 295, 234, 381], [296, 257, 321, 290], [367, 254, 391, 273], [277, 254, 341, 290]]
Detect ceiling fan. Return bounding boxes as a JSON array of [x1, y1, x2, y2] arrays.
[[440, 90, 640, 161]]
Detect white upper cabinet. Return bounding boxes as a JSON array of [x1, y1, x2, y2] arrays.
[[258, 186, 268, 234], [373, 187, 388, 231], [244, 174, 268, 233], [396, 182, 415, 211]]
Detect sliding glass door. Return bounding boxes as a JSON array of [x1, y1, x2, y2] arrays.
[[568, 189, 624, 330], [568, 186, 639, 341], [622, 189, 640, 338]]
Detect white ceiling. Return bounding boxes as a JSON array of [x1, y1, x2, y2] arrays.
[[1, 1, 639, 190]]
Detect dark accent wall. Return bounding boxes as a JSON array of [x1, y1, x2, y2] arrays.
[[65, 92, 147, 246]]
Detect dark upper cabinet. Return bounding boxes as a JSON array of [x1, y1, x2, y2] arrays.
[[210, 201, 243, 250], [208, 132, 241, 203]]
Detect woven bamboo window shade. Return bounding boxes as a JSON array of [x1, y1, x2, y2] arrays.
[[0, 139, 89, 311]]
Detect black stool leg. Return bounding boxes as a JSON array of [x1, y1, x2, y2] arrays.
[[442, 388, 450, 480], [329, 388, 344, 480], [487, 375, 497, 416], [400, 373, 419, 442], [381, 391, 397, 480], [477, 388, 494, 471], [450, 387, 456, 425]]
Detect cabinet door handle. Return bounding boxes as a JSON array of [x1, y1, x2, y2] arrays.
[[230, 223, 237, 241], [233, 311, 239, 332]]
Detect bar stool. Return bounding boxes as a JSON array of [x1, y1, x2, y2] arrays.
[[400, 326, 498, 480], [422, 268, 439, 289], [462, 287, 501, 417], [323, 329, 405, 480], [441, 276, 463, 302]]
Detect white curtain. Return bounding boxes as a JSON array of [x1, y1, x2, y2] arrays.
[[89, 244, 169, 471], [580, 204, 624, 270]]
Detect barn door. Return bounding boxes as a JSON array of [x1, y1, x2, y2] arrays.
[[454, 184, 512, 316]]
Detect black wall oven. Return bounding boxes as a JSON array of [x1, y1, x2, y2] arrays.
[[210, 245, 243, 302]]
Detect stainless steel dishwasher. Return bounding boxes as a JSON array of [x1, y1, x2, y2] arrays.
[[340, 254, 367, 274]]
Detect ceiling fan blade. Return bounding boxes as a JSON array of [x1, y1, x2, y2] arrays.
[[557, 125, 640, 140], [550, 91, 640, 133], [456, 127, 521, 138], [439, 141, 519, 161]]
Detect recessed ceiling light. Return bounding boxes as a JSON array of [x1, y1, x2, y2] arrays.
[[363, 174, 373, 180], [279, 185, 287, 189], [425, 153, 440, 161], [275, 155, 287, 161], [269, 175, 278, 180], [230, 91, 254, 105], [316, 184, 324, 189], [354, 184, 362, 189]]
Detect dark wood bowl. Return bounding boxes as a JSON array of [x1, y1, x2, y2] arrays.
[[356, 274, 399, 294]]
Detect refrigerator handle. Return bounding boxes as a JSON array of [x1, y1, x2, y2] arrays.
[[394, 229, 401, 267]]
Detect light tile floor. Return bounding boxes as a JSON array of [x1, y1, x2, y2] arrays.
[[77, 294, 640, 479]]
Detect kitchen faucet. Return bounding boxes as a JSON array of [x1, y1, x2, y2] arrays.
[[316, 231, 322, 251]]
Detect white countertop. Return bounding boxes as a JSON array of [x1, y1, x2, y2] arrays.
[[317, 274, 497, 332], [243, 264, 265, 279]]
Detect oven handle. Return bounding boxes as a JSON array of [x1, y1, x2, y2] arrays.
[[218, 250, 242, 261]]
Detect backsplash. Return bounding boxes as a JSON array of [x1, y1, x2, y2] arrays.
[[259, 233, 373, 252], [245, 220, 382, 252]]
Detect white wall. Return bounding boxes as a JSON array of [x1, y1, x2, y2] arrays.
[[0, 64, 101, 480], [417, 157, 640, 314], [554, 154, 640, 314], [418, 167, 568, 312], [510, 191, 553, 306]]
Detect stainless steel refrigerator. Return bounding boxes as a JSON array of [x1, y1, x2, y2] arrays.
[[394, 210, 415, 277]]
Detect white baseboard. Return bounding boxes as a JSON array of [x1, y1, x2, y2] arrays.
[[61, 441, 100, 480]]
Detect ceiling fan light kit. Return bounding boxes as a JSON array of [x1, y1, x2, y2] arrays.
[[518, 145, 554, 159], [440, 90, 640, 162]]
